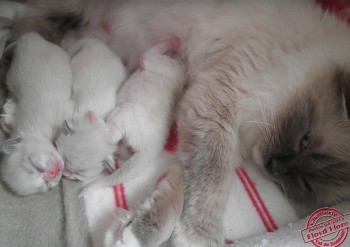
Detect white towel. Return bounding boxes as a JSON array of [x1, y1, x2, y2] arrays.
[[83, 124, 313, 246]]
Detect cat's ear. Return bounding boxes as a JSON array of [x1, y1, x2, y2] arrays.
[[338, 69, 350, 119], [86, 111, 96, 122], [0, 137, 22, 154], [63, 120, 74, 136]]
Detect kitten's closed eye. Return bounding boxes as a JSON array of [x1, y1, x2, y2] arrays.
[[28, 156, 45, 173], [63, 120, 74, 136]]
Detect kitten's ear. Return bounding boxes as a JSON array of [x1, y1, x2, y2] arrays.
[[338, 69, 350, 119], [0, 137, 22, 154], [63, 120, 73, 136]]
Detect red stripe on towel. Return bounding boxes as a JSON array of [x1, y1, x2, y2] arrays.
[[113, 185, 120, 208], [236, 167, 277, 232], [112, 159, 128, 209], [240, 167, 278, 231], [119, 184, 128, 210]]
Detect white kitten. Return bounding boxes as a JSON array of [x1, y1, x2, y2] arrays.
[[55, 37, 127, 181], [81, 37, 185, 195], [0, 32, 73, 195]]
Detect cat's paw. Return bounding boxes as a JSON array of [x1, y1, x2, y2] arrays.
[[105, 225, 141, 247], [0, 97, 16, 134], [105, 209, 141, 247], [171, 221, 223, 247]]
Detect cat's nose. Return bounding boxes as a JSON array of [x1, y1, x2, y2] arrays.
[[266, 156, 295, 176], [47, 161, 63, 179]]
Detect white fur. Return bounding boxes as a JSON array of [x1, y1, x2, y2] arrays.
[[0, 1, 26, 20], [55, 37, 127, 181], [81, 38, 185, 195], [1, 32, 73, 195], [104, 208, 138, 247]]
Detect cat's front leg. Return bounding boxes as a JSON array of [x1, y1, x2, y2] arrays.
[[105, 163, 183, 247], [172, 80, 239, 247]]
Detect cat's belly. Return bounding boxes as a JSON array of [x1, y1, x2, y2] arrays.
[[96, 0, 232, 71]]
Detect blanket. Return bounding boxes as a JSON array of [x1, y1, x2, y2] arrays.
[[0, 162, 92, 247]]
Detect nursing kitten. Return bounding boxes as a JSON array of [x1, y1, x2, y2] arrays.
[[0, 32, 73, 195], [55, 37, 126, 181], [12, 0, 350, 245], [81, 37, 185, 195]]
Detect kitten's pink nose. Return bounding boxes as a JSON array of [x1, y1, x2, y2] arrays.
[[47, 161, 63, 180]]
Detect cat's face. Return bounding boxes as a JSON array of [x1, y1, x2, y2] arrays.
[[55, 112, 116, 181], [0, 135, 64, 195], [252, 66, 350, 206]]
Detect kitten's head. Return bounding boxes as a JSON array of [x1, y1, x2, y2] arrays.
[[0, 134, 64, 195], [55, 111, 116, 181], [252, 65, 350, 206], [141, 53, 186, 90]]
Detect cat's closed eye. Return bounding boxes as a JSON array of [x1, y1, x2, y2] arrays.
[[28, 156, 45, 173], [300, 133, 310, 151]]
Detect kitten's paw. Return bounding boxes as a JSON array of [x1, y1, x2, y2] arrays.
[[1, 97, 16, 134]]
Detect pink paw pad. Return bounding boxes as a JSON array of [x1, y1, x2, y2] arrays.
[[3, 123, 13, 132], [169, 36, 181, 52], [102, 18, 113, 34], [87, 111, 97, 122], [138, 55, 146, 71], [225, 239, 234, 245]]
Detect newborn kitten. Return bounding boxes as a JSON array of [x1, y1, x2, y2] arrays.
[[55, 37, 126, 181], [81, 37, 185, 195], [11, 0, 350, 245], [0, 32, 73, 195]]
